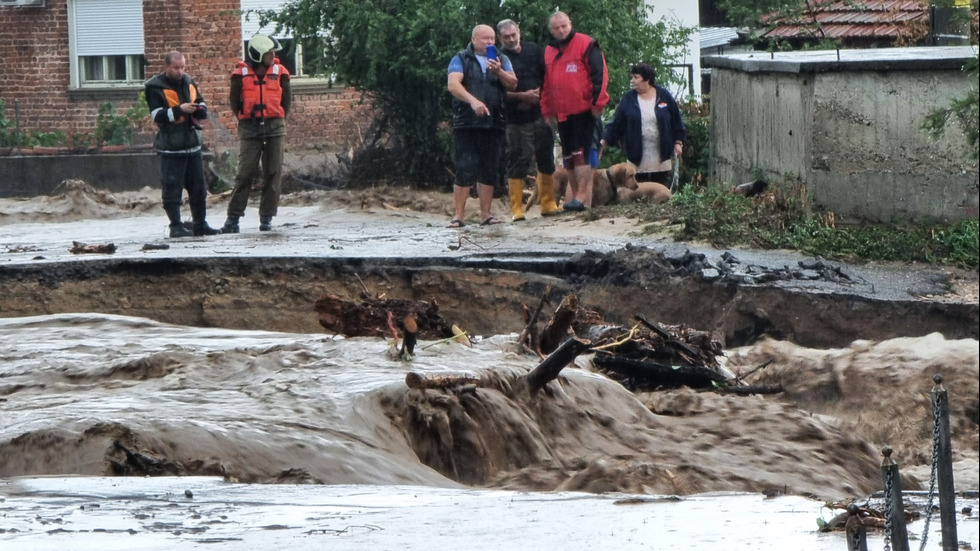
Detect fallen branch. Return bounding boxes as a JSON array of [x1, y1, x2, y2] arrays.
[[736, 360, 773, 383], [70, 241, 116, 254], [518, 285, 551, 350], [526, 337, 591, 394], [539, 294, 578, 355], [707, 384, 783, 395], [634, 314, 700, 360], [593, 353, 729, 391], [420, 330, 469, 350], [354, 272, 372, 299], [405, 371, 483, 390], [590, 324, 640, 351]]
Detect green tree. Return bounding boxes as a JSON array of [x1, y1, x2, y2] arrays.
[[265, 0, 692, 187]]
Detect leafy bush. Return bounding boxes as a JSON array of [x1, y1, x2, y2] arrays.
[[623, 181, 979, 269], [0, 99, 67, 148], [94, 92, 150, 146]]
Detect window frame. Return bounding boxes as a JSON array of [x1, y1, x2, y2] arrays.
[[67, 0, 146, 90]]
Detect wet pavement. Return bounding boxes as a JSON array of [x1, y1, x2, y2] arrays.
[[2, 476, 977, 551], [0, 202, 963, 304]]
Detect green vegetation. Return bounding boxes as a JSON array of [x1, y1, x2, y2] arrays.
[[0, 99, 66, 148], [267, 0, 693, 188], [606, 183, 979, 269], [1, 94, 148, 149], [94, 93, 150, 146], [922, 53, 979, 161]]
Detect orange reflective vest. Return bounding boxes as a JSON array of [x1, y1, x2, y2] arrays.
[[233, 60, 289, 120], [162, 84, 200, 125]]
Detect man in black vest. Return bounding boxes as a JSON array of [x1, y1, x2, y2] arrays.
[[497, 19, 559, 220], [144, 51, 220, 237], [446, 24, 517, 227]]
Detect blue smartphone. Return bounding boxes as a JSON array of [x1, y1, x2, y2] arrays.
[[486, 45, 497, 61]]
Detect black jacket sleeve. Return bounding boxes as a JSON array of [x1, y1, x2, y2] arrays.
[[586, 41, 605, 106]]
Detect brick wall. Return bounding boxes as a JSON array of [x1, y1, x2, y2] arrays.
[[0, 0, 372, 151]]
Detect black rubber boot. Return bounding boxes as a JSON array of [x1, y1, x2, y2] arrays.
[[193, 222, 221, 236], [169, 223, 193, 238], [165, 205, 192, 238], [259, 216, 273, 232], [222, 216, 240, 234]]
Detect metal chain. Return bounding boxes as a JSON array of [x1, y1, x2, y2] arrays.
[[918, 391, 943, 551], [883, 467, 893, 551]]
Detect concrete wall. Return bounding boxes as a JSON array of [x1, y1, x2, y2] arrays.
[[0, 150, 161, 198], [705, 47, 979, 223]]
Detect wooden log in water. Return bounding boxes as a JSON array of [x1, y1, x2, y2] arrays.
[[314, 294, 453, 339], [526, 337, 592, 394], [593, 353, 730, 391], [405, 371, 483, 390], [538, 294, 578, 355]]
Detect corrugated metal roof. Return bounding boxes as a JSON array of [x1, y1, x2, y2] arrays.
[[701, 26, 739, 49], [762, 0, 930, 40]]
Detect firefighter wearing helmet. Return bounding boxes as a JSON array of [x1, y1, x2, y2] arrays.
[[223, 34, 292, 233]]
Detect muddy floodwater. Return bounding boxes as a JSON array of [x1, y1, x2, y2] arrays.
[[1, 185, 978, 549], [1, 314, 977, 550]]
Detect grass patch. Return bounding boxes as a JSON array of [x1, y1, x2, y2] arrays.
[[601, 182, 979, 269]]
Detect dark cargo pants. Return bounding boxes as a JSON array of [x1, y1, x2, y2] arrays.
[[227, 134, 284, 219]]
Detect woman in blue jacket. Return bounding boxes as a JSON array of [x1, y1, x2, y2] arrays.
[[599, 63, 686, 186]]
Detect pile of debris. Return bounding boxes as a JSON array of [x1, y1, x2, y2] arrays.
[[315, 286, 780, 396], [517, 290, 777, 394]]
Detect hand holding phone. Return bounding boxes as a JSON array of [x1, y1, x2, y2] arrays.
[[486, 45, 497, 61]]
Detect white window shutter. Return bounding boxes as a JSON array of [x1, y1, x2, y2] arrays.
[[74, 0, 144, 56]]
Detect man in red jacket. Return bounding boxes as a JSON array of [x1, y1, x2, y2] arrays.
[[540, 11, 609, 210]]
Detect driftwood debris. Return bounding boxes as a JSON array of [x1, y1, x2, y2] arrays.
[[405, 371, 484, 390], [314, 293, 454, 340], [518, 285, 551, 351], [592, 354, 727, 390], [538, 293, 578, 354], [70, 241, 116, 254], [526, 337, 592, 394], [518, 293, 737, 393]]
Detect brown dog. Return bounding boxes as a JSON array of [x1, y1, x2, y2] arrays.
[[527, 162, 642, 211]]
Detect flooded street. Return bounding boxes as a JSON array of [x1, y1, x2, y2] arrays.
[[1, 314, 978, 549], [3, 476, 976, 550], [1, 186, 978, 548]]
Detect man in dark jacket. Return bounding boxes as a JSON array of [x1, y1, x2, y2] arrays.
[[446, 24, 517, 227], [497, 18, 559, 220], [144, 51, 220, 237]]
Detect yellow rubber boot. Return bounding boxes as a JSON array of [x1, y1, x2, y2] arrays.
[[508, 178, 526, 221], [537, 172, 561, 216]]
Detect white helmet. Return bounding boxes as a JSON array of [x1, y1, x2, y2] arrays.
[[247, 34, 282, 65]]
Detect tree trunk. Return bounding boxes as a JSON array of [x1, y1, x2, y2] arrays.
[[526, 337, 592, 394]]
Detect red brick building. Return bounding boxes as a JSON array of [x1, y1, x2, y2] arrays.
[[0, 0, 371, 151]]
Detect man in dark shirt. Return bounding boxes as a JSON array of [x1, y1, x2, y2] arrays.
[[497, 19, 559, 219], [144, 51, 220, 237], [446, 24, 517, 227]]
